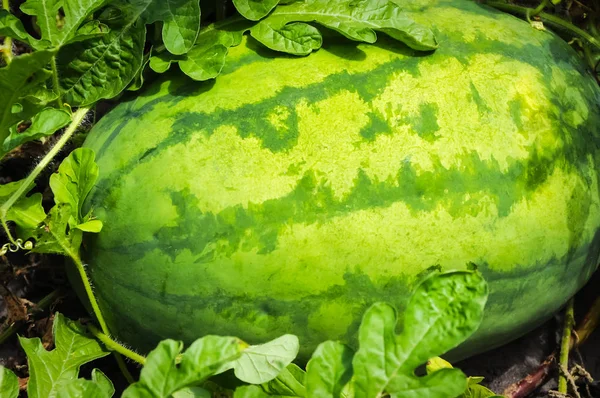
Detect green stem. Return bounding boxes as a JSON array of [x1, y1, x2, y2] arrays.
[[527, 0, 549, 21], [64, 244, 109, 334], [1, 219, 17, 245], [1, 0, 13, 64], [50, 57, 63, 108], [87, 323, 146, 365], [482, 1, 600, 52], [0, 289, 63, 345], [0, 107, 89, 243], [115, 354, 135, 384], [558, 298, 575, 393]]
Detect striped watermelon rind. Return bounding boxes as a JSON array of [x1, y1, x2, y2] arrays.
[[82, 0, 600, 359]]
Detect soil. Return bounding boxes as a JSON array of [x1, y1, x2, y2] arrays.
[[459, 270, 600, 397]]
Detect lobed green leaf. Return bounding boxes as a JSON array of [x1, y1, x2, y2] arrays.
[[31, 204, 82, 254], [19, 313, 110, 398], [0, 180, 45, 240], [149, 52, 176, 73], [57, 0, 149, 106], [260, 364, 306, 396], [179, 43, 229, 80], [20, 0, 109, 48], [143, 0, 201, 55], [32, 148, 103, 254], [233, 0, 280, 21], [175, 26, 247, 80], [0, 9, 38, 46], [49, 147, 99, 224], [122, 337, 244, 397], [352, 271, 488, 398], [172, 386, 212, 398], [0, 50, 56, 148], [305, 341, 353, 398], [3, 108, 71, 154], [248, 0, 437, 56], [56, 369, 115, 398], [170, 0, 436, 80], [250, 21, 322, 56], [231, 334, 299, 384]]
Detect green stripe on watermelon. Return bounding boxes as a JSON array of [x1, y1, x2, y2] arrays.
[[82, 0, 600, 360]]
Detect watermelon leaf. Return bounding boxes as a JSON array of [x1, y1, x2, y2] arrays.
[[56, 369, 115, 398], [234, 385, 276, 398], [352, 271, 488, 398], [56, 0, 149, 106], [30, 204, 83, 255], [122, 337, 245, 397], [160, 0, 437, 80], [230, 334, 299, 384], [0, 180, 46, 240], [143, 0, 201, 55], [149, 51, 177, 73], [260, 364, 306, 396], [175, 26, 245, 80], [234, 385, 303, 398], [49, 147, 99, 225], [19, 313, 110, 398], [426, 358, 501, 398], [0, 50, 56, 149], [232, 0, 280, 21], [3, 108, 71, 154], [172, 386, 212, 398], [305, 341, 353, 398], [0, 9, 38, 47], [250, 21, 322, 56], [32, 148, 103, 254], [178, 43, 229, 80], [248, 0, 438, 54], [0, 366, 18, 398], [20, 0, 109, 48]]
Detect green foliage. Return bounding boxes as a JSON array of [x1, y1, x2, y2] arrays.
[[232, 0, 280, 21], [0, 366, 19, 398], [260, 364, 307, 396], [2, 271, 493, 397], [249, 0, 438, 55], [150, 0, 436, 79], [351, 272, 487, 398], [122, 334, 297, 397], [19, 313, 111, 398], [49, 147, 101, 228], [0, 50, 57, 154], [0, 9, 37, 46], [56, 0, 148, 106], [20, 0, 108, 48], [3, 108, 70, 154], [233, 270, 489, 398], [55, 369, 115, 398], [144, 0, 202, 55], [0, 0, 437, 155], [231, 335, 299, 384], [305, 341, 353, 398], [0, 180, 45, 240], [426, 357, 503, 398], [32, 148, 103, 255]]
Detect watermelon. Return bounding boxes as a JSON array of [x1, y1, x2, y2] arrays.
[[82, 0, 600, 360]]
